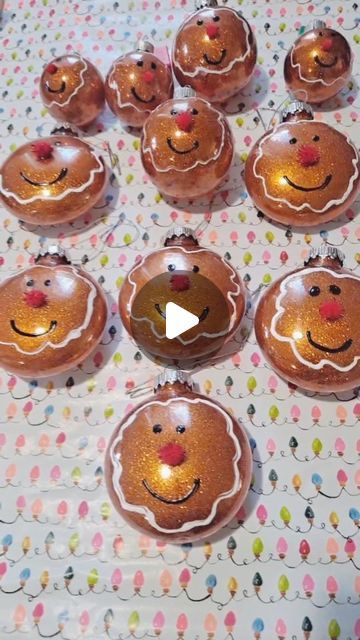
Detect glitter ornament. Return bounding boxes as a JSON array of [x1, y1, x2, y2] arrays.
[[244, 101, 360, 227], [255, 246, 360, 392], [141, 86, 234, 199], [172, 0, 257, 103], [284, 21, 353, 104], [0, 127, 107, 225], [105, 370, 252, 542], [105, 41, 173, 128], [0, 246, 107, 378], [119, 227, 246, 367], [40, 53, 105, 127]]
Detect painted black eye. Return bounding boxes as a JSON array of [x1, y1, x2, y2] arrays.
[[26, 279, 34, 287], [136, 60, 144, 67], [309, 286, 321, 297], [213, 15, 220, 22], [313, 135, 320, 142], [329, 284, 341, 295], [168, 264, 176, 271], [289, 137, 297, 145], [151, 61, 157, 70], [44, 279, 51, 286], [153, 424, 162, 434], [176, 425, 186, 433], [197, 19, 203, 26], [192, 108, 198, 115], [193, 265, 199, 273], [170, 109, 177, 116]]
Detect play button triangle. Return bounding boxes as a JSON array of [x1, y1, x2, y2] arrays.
[[165, 302, 199, 340]]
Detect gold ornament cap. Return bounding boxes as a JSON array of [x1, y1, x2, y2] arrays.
[[136, 40, 154, 53], [305, 245, 345, 266], [154, 370, 194, 391], [174, 85, 197, 99], [195, 0, 218, 9], [35, 244, 71, 265], [280, 101, 314, 123]]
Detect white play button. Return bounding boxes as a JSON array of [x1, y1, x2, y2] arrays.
[[165, 302, 199, 340]]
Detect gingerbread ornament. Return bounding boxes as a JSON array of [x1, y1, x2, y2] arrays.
[[141, 86, 234, 200], [284, 21, 353, 104], [40, 53, 105, 127], [255, 246, 360, 393], [0, 127, 107, 226], [244, 101, 360, 227], [105, 370, 252, 542], [105, 41, 173, 128], [119, 227, 246, 367], [172, 0, 257, 103], [0, 246, 107, 378]]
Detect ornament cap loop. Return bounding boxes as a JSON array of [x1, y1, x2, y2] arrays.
[[195, 0, 218, 9], [35, 245, 71, 265], [174, 85, 197, 99], [136, 40, 154, 53], [154, 370, 193, 391], [305, 245, 345, 267], [280, 101, 314, 123]]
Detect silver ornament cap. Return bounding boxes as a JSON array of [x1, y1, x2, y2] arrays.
[[309, 20, 327, 31], [174, 85, 197, 99], [305, 245, 345, 266], [136, 40, 154, 53], [165, 227, 196, 241], [155, 370, 193, 391], [280, 101, 314, 122], [35, 245, 70, 264], [195, 0, 218, 10]]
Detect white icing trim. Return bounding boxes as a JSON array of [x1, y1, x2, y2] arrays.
[[173, 7, 252, 77], [290, 44, 349, 87], [270, 266, 360, 372], [0, 151, 104, 205], [46, 57, 88, 107], [142, 100, 227, 173], [127, 245, 241, 344], [253, 120, 359, 213], [108, 62, 152, 114], [0, 265, 98, 355], [109, 397, 242, 534]]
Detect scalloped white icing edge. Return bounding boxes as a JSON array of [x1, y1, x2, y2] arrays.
[[289, 44, 349, 87], [110, 396, 242, 534], [0, 150, 104, 205], [172, 7, 252, 77], [142, 100, 227, 173], [108, 61, 152, 114], [127, 245, 241, 344], [253, 120, 359, 213], [0, 265, 98, 355], [270, 266, 360, 371], [46, 56, 88, 107]]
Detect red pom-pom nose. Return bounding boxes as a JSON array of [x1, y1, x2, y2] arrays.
[[46, 63, 58, 74], [31, 141, 54, 161], [206, 23, 219, 39], [143, 70, 155, 84], [319, 299, 344, 322], [321, 37, 333, 52], [298, 144, 320, 167], [175, 111, 194, 132], [170, 274, 190, 292], [158, 442, 186, 466], [23, 290, 48, 308]]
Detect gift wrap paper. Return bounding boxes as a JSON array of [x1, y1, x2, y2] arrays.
[[0, 0, 359, 638]]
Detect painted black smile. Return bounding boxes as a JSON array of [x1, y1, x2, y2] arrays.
[[20, 168, 68, 187], [306, 330, 352, 353], [314, 55, 338, 68], [283, 174, 332, 192], [45, 80, 66, 93], [10, 319, 57, 338], [155, 303, 209, 323], [131, 86, 155, 104], [142, 478, 200, 504], [203, 49, 226, 66], [167, 138, 199, 154]]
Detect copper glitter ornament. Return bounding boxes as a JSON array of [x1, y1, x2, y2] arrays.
[[244, 101, 360, 227], [172, 0, 257, 103], [40, 53, 105, 127], [105, 370, 252, 542], [284, 21, 353, 104], [0, 128, 107, 225], [255, 246, 360, 392], [141, 87, 234, 199], [119, 227, 246, 367], [0, 246, 107, 378], [105, 41, 173, 128]]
